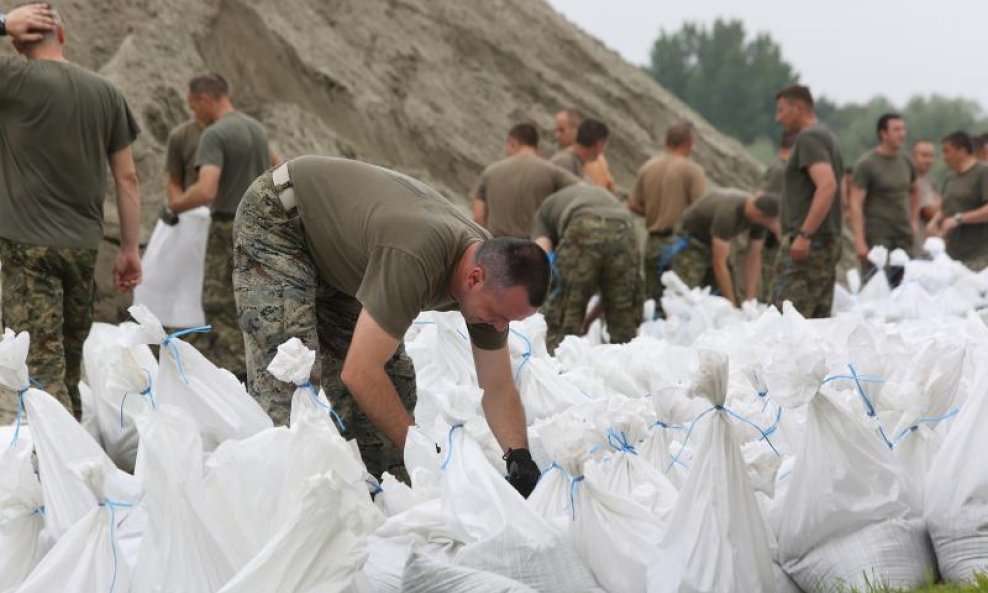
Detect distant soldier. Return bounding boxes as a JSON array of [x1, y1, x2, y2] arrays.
[[911, 140, 941, 240], [627, 123, 707, 304], [759, 131, 795, 301], [669, 191, 779, 306], [472, 123, 579, 238], [772, 85, 843, 318], [532, 184, 641, 353], [848, 113, 918, 286], [549, 119, 610, 179], [166, 74, 273, 378], [553, 107, 615, 191], [0, 6, 142, 417], [926, 131, 988, 271]]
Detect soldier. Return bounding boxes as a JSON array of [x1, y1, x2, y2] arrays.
[[926, 131, 988, 271], [531, 184, 641, 353], [628, 123, 707, 305], [234, 156, 544, 496], [772, 85, 844, 318], [759, 131, 795, 301], [166, 74, 274, 378], [549, 119, 610, 179], [848, 113, 918, 286], [553, 107, 616, 192], [912, 140, 942, 242], [472, 123, 579, 238], [0, 6, 142, 417], [670, 191, 779, 306]]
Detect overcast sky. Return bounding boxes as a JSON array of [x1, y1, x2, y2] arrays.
[[545, 0, 988, 110]]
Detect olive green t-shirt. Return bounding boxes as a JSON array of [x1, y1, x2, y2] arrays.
[[473, 153, 580, 238], [165, 119, 203, 190], [289, 156, 507, 349], [628, 153, 708, 233], [940, 162, 988, 262], [531, 184, 629, 246], [677, 189, 767, 245], [0, 57, 139, 249], [195, 111, 269, 214], [762, 161, 784, 195], [852, 150, 915, 246], [781, 122, 844, 237], [549, 149, 584, 178]]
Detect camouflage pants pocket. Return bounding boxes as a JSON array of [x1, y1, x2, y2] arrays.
[[203, 219, 245, 375], [772, 235, 840, 319]]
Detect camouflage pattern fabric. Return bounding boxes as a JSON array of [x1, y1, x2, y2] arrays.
[[834, 221, 858, 289], [544, 216, 642, 353], [0, 238, 97, 418], [771, 234, 841, 319], [201, 217, 246, 377], [670, 235, 717, 291], [961, 252, 988, 273], [233, 171, 416, 481], [760, 239, 779, 303], [643, 232, 674, 304]]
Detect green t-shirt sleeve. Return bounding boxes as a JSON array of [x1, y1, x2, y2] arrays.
[[556, 167, 581, 190], [851, 158, 872, 190], [466, 322, 508, 350], [195, 128, 225, 171], [530, 202, 554, 242], [710, 208, 735, 241], [794, 134, 830, 171], [355, 247, 433, 340], [106, 92, 140, 155]]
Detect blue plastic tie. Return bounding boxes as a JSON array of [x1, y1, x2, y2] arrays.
[[605, 428, 637, 455], [762, 405, 783, 439], [651, 419, 686, 432], [9, 388, 27, 446], [33, 505, 45, 516], [509, 328, 533, 382], [162, 325, 212, 384], [439, 423, 464, 471], [366, 478, 384, 496], [540, 460, 564, 479], [119, 369, 156, 429], [823, 365, 894, 450], [667, 403, 781, 472], [100, 498, 134, 593], [298, 382, 347, 432], [568, 474, 585, 521], [894, 408, 960, 443]]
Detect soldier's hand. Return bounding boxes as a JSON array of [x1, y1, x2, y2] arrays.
[[160, 205, 180, 226], [6, 3, 56, 43], [504, 448, 540, 498], [790, 235, 811, 262], [854, 240, 869, 262], [113, 247, 142, 293]]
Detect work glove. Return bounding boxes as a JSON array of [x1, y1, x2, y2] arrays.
[[160, 205, 179, 226], [504, 448, 540, 498]]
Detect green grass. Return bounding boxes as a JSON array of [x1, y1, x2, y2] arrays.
[[838, 574, 988, 593]]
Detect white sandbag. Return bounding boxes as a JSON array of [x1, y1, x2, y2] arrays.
[[401, 547, 537, 593], [133, 208, 210, 328], [266, 337, 347, 432], [130, 405, 246, 593], [217, 470, 383, 593], [925, 352, 988, 583], [515, 357, 589, 425], [647, 350, 776, 593], [0, 440, 44, 592], [439, 422, 602, 593], [15, 463, 141, 593], [777, 384, 935, 591], [124, 304, 272, 450]]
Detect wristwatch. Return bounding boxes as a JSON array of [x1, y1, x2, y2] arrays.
[[795, 228, 813, 240], [954, 212, 964, 225], [0, 13, 7, 37]]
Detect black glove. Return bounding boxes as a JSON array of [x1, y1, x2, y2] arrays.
[[160, 205, 179, 226], [504, 448, 540, 498]]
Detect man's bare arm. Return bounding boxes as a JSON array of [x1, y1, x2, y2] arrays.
[[340, 310, 413, 450], [711, 238, 736, 306], [108, 146, 142, 292], [473, 343, 528, 453], [848, 183, 868, 259], [743, 238, 763, 302], [472, 198, 488, 228], [169, 165, 220, 214]]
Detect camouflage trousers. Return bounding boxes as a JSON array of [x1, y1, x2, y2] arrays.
[[643, 231, 675, 304], [200, 217, 246, 377], [862, 234, 913, 288], [544, 216, 642, 353], [0, 238, 97, 418], [771, 234, 841, 319], [760, 238, 779, 303], [233, 171, 416, 481], [670, 236, 718, 291]]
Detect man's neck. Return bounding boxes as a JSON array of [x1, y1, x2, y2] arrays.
[[796, 114, 818, 133], [572, 145, 591, 164], [25, 47, 67, 63], [667, 146, 690, 158], [514, 146, 538, 157], [448, 241, 481, 301], [875, 142, 899, 157], [956, 157, 978, 175], [212, 101, 236, 121]]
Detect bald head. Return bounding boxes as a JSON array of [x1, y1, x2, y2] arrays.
[[554, 107, 581, 149], [12, 4, 64, 57]]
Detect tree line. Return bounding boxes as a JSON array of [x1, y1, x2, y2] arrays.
[[647, 19, 988, 185]]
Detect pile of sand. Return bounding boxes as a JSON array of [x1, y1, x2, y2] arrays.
[[2, 0, 763, 321]]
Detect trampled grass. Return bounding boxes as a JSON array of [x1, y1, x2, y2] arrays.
[[837, 574, 988, 593]]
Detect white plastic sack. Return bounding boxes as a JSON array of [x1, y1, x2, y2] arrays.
[[0, 440, 44, 592], [125, 304, 272, 450], [133, 208, 210, 328], [401, 547, 537, 593]]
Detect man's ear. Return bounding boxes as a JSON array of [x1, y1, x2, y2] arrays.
[[466, 266, 484, 290]]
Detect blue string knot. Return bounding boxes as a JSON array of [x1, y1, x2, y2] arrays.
[[297, 381, 346, 432], [605, 428, 638, 455], [162, 325, 212, 384], [509, 328, 533, 381], [100, 498, 134, 593]]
